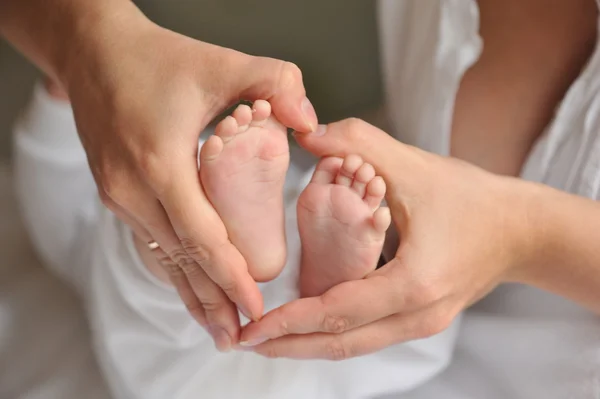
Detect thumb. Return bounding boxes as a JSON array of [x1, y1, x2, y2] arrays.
[[233, 56, 318, 133], [294, 118, 402, 173]]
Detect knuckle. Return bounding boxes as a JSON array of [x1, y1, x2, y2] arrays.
[[278, 320, 290, 336], [166, 247, 199, 274], [417, 311, 453, 339], [278, 61, 303, 90], [342, 118, 367, 142], [157, 254, 182, 276], [177, 257, 200, 276], [168, 241, 240, 300], [406, 280, 444, 309], [180, 238, 212, 265], [136, 151, 171, 190], [263, 307, 289, 336], [421, 282, 444, 304], [325, 339, 351, 361], [262, 345, 280, 359], [320, 314, 349, 334], [98, 188, 115, 209], [99, 175, 126, 205], [217, 279, 239, 301], [200, 297, 228, 314]]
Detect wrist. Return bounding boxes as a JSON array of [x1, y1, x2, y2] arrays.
[[57, 1, 152, 91], [499, 177, 554, 285]]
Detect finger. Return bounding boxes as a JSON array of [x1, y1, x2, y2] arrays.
[[158, 160, 264, 321], [293, 119, 417, 181], [250, 305, 455, 360], [166, 259, 240, 352], [233, 56, 317, 133], [104, 186, 236, 335], [103, 187, 217, 334], [240, 261, 409, 344], [102, 181, 200, 264], [108, 172, 263, 327], [165, 261, 208, 327]]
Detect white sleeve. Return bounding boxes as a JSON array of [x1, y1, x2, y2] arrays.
[[13, 84, 98, 292]]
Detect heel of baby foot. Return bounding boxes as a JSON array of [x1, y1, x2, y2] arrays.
[[248, 247, 287, 282]]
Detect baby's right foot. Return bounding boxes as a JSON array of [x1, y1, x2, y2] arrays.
[[297, 156, 391, 298]]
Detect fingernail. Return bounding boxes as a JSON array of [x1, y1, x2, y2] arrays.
[[239, 336, 269, 347], [312, 124, 327, 136], [209, 325, 232, 352], [302, 97, 317, 132], [239, 305, 257, 322]]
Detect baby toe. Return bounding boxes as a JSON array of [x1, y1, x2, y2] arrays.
[[365, 176, 386, 211], [372, 207, 392, 233], [351, 162, 375, 198], [250, 100, 272, 125], [232, 104, 253, 132], [215, 115, 239, 142], [336, 155, 363, 187]]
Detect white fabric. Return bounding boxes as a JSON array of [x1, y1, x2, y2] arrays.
[[377, 1, 600, 398], [9, 84, 458, 399], [0, 164, 110, 399]]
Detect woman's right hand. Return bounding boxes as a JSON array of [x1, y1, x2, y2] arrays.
[[59, 4, 317, 351]]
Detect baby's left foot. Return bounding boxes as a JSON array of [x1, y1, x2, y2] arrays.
[[200, 101, 289, 282], [297, 156, 391, 298]]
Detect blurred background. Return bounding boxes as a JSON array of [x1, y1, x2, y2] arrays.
[[0, 0, 383, 160]]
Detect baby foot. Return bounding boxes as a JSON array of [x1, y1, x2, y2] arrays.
[[297, 155, 391, 297], [200, 101, 289, 282]]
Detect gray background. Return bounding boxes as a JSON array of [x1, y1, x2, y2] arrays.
[[0, 0, 383, 160]]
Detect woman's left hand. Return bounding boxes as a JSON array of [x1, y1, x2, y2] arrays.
[[240, 118, 538, 359]]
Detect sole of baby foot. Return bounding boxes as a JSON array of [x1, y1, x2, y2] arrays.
[[297, 155, 391, 298], [200, 100, 290, 282]]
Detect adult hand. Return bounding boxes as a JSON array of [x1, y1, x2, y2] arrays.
[[240, 118, 537, 359], [60, 6, 317, 348]]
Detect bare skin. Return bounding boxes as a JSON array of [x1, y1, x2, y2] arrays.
[[298, 156, 390, 298], [199, 101, 289, 282], [451, 0, 597, 175]]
